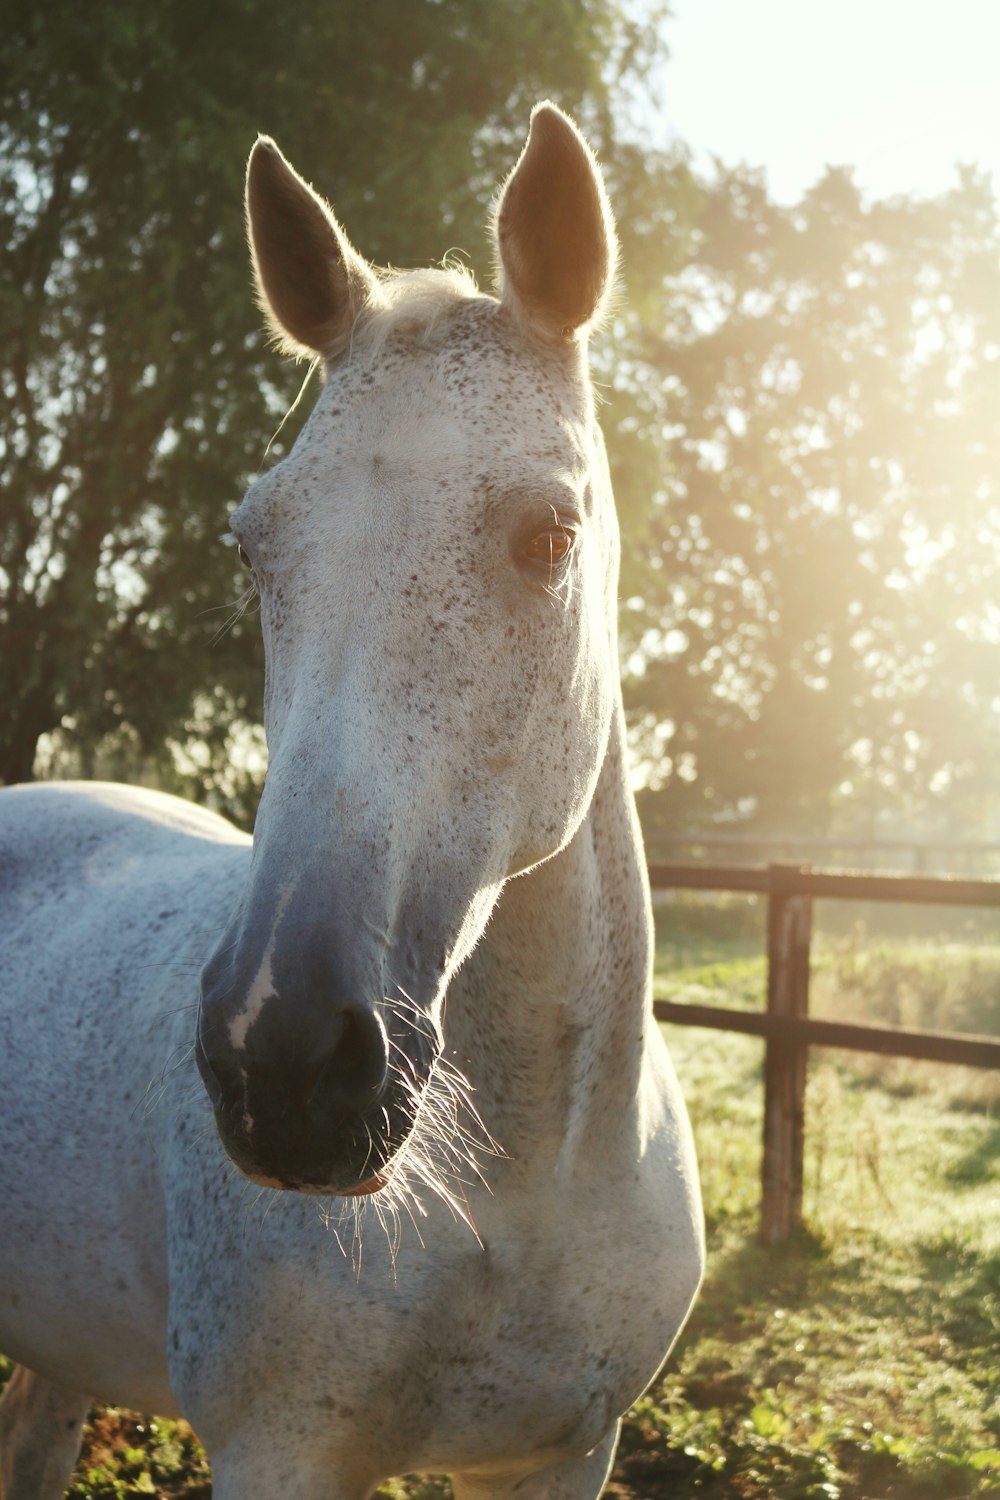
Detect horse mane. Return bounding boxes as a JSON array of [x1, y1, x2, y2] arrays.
[[342, 262, 484, 363]]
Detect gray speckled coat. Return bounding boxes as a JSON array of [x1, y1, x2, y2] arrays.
[[0, 103, 703, 1500]]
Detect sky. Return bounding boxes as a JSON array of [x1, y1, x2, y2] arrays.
[[655, 0, 1000, 204]]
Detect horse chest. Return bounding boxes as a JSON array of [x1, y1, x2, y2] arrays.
[[365, 1199, 674, 1472], [166, 1207, 639, 1478]]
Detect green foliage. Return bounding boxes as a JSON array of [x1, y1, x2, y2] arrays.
[[814, 935, 1000, 1036], [8, 2, 998, 837], [652, 889, 766, 970], [641, 935, 1000, 1499], [0, 0, 667, 808], [623, 162, 1000, 839], [64, 1411, 209, 1498]]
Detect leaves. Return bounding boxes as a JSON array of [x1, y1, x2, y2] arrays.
[[5, 3, 999, 843], [1, 0, 665, 811], [615, 161, 1000, 840]]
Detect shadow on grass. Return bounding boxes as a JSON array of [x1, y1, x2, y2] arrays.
[[625, 1219, 1000, 1500], [943, 1118, 1000, 1186]]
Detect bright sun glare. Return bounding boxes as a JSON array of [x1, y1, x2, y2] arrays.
[[658, 0, 1000, 204]]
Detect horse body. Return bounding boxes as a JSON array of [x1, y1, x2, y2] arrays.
[[0, 104, 702, 1500], [0, 783, 247, 1415]]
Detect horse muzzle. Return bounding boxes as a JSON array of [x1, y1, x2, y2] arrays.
[[196, 977, 441, 1195]]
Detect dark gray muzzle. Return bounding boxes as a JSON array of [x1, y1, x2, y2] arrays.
[[197, 902, 441, 1193]]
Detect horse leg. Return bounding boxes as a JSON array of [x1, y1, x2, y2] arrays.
[[452, 1423, 621, 1500], [0, 1364, 90, 1500]]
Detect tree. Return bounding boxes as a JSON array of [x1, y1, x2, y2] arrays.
[[1, 0, 667, 815], [611, 162, 1000, 843], [11, 4, 997, 845]]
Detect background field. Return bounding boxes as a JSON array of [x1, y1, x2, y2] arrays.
[[3, 895, 998, 1499]]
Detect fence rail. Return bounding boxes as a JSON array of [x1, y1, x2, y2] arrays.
[[652, 1001, 1000, 1069], [648, 861, 1000, 906], [648, 862, 1000, 1243], [651, 835, 1000, 875]]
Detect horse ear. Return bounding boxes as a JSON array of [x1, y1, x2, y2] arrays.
[[495, 102, 618, 341], [245, 137, 376, 362]]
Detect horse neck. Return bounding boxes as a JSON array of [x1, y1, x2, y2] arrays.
[[446, 699, 654, 1173]]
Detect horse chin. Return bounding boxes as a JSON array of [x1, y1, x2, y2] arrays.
[[208, 1094, 412, 1198], [337, 1164, 395, 1197], [222, 1140, 396, 1197], [240, 1170, 393, 1198]]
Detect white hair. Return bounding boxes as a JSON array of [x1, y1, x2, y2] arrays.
[[345, 262, 483, 363]]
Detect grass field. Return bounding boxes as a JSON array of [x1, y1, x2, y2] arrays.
[[630, 894, 1000, 1500], [4, 894, 998, 1499]]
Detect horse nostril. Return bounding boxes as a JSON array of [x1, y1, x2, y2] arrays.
[[307, 1004, 388, 1114]]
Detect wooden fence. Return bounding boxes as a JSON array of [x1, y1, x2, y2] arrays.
[[649, 863, 1000, 1244], [652, 834, 1000, 875]]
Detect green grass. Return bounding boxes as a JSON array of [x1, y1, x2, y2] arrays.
[[642, 1027, 1000, 1499], [4, 896, 999, 1498], [642, 894, 1000, 1499]]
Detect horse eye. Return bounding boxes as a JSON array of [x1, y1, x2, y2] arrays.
[[237, 544, 252, 569], [522, 527, 575, 570]]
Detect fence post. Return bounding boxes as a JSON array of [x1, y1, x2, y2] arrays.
[[760, 864, 813, 1244]]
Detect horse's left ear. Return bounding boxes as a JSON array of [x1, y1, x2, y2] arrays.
[[495, 102, 618, 341]]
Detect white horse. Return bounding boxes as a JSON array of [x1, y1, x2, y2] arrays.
[[0, 103, 703, 1500]]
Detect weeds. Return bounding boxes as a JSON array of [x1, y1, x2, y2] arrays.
[[649, 897, 1000, 1500]]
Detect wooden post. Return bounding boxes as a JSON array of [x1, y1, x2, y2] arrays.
[[760, 865, 813, 1244]]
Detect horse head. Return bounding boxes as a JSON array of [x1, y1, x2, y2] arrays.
[[197, 104, 622, 1196]]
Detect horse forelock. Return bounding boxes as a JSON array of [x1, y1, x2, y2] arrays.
[[337, 262, 482, 365], [333, 262, 592, 386]]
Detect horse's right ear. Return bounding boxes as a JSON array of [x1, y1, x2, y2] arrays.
[[245, 138, 376, 362]]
